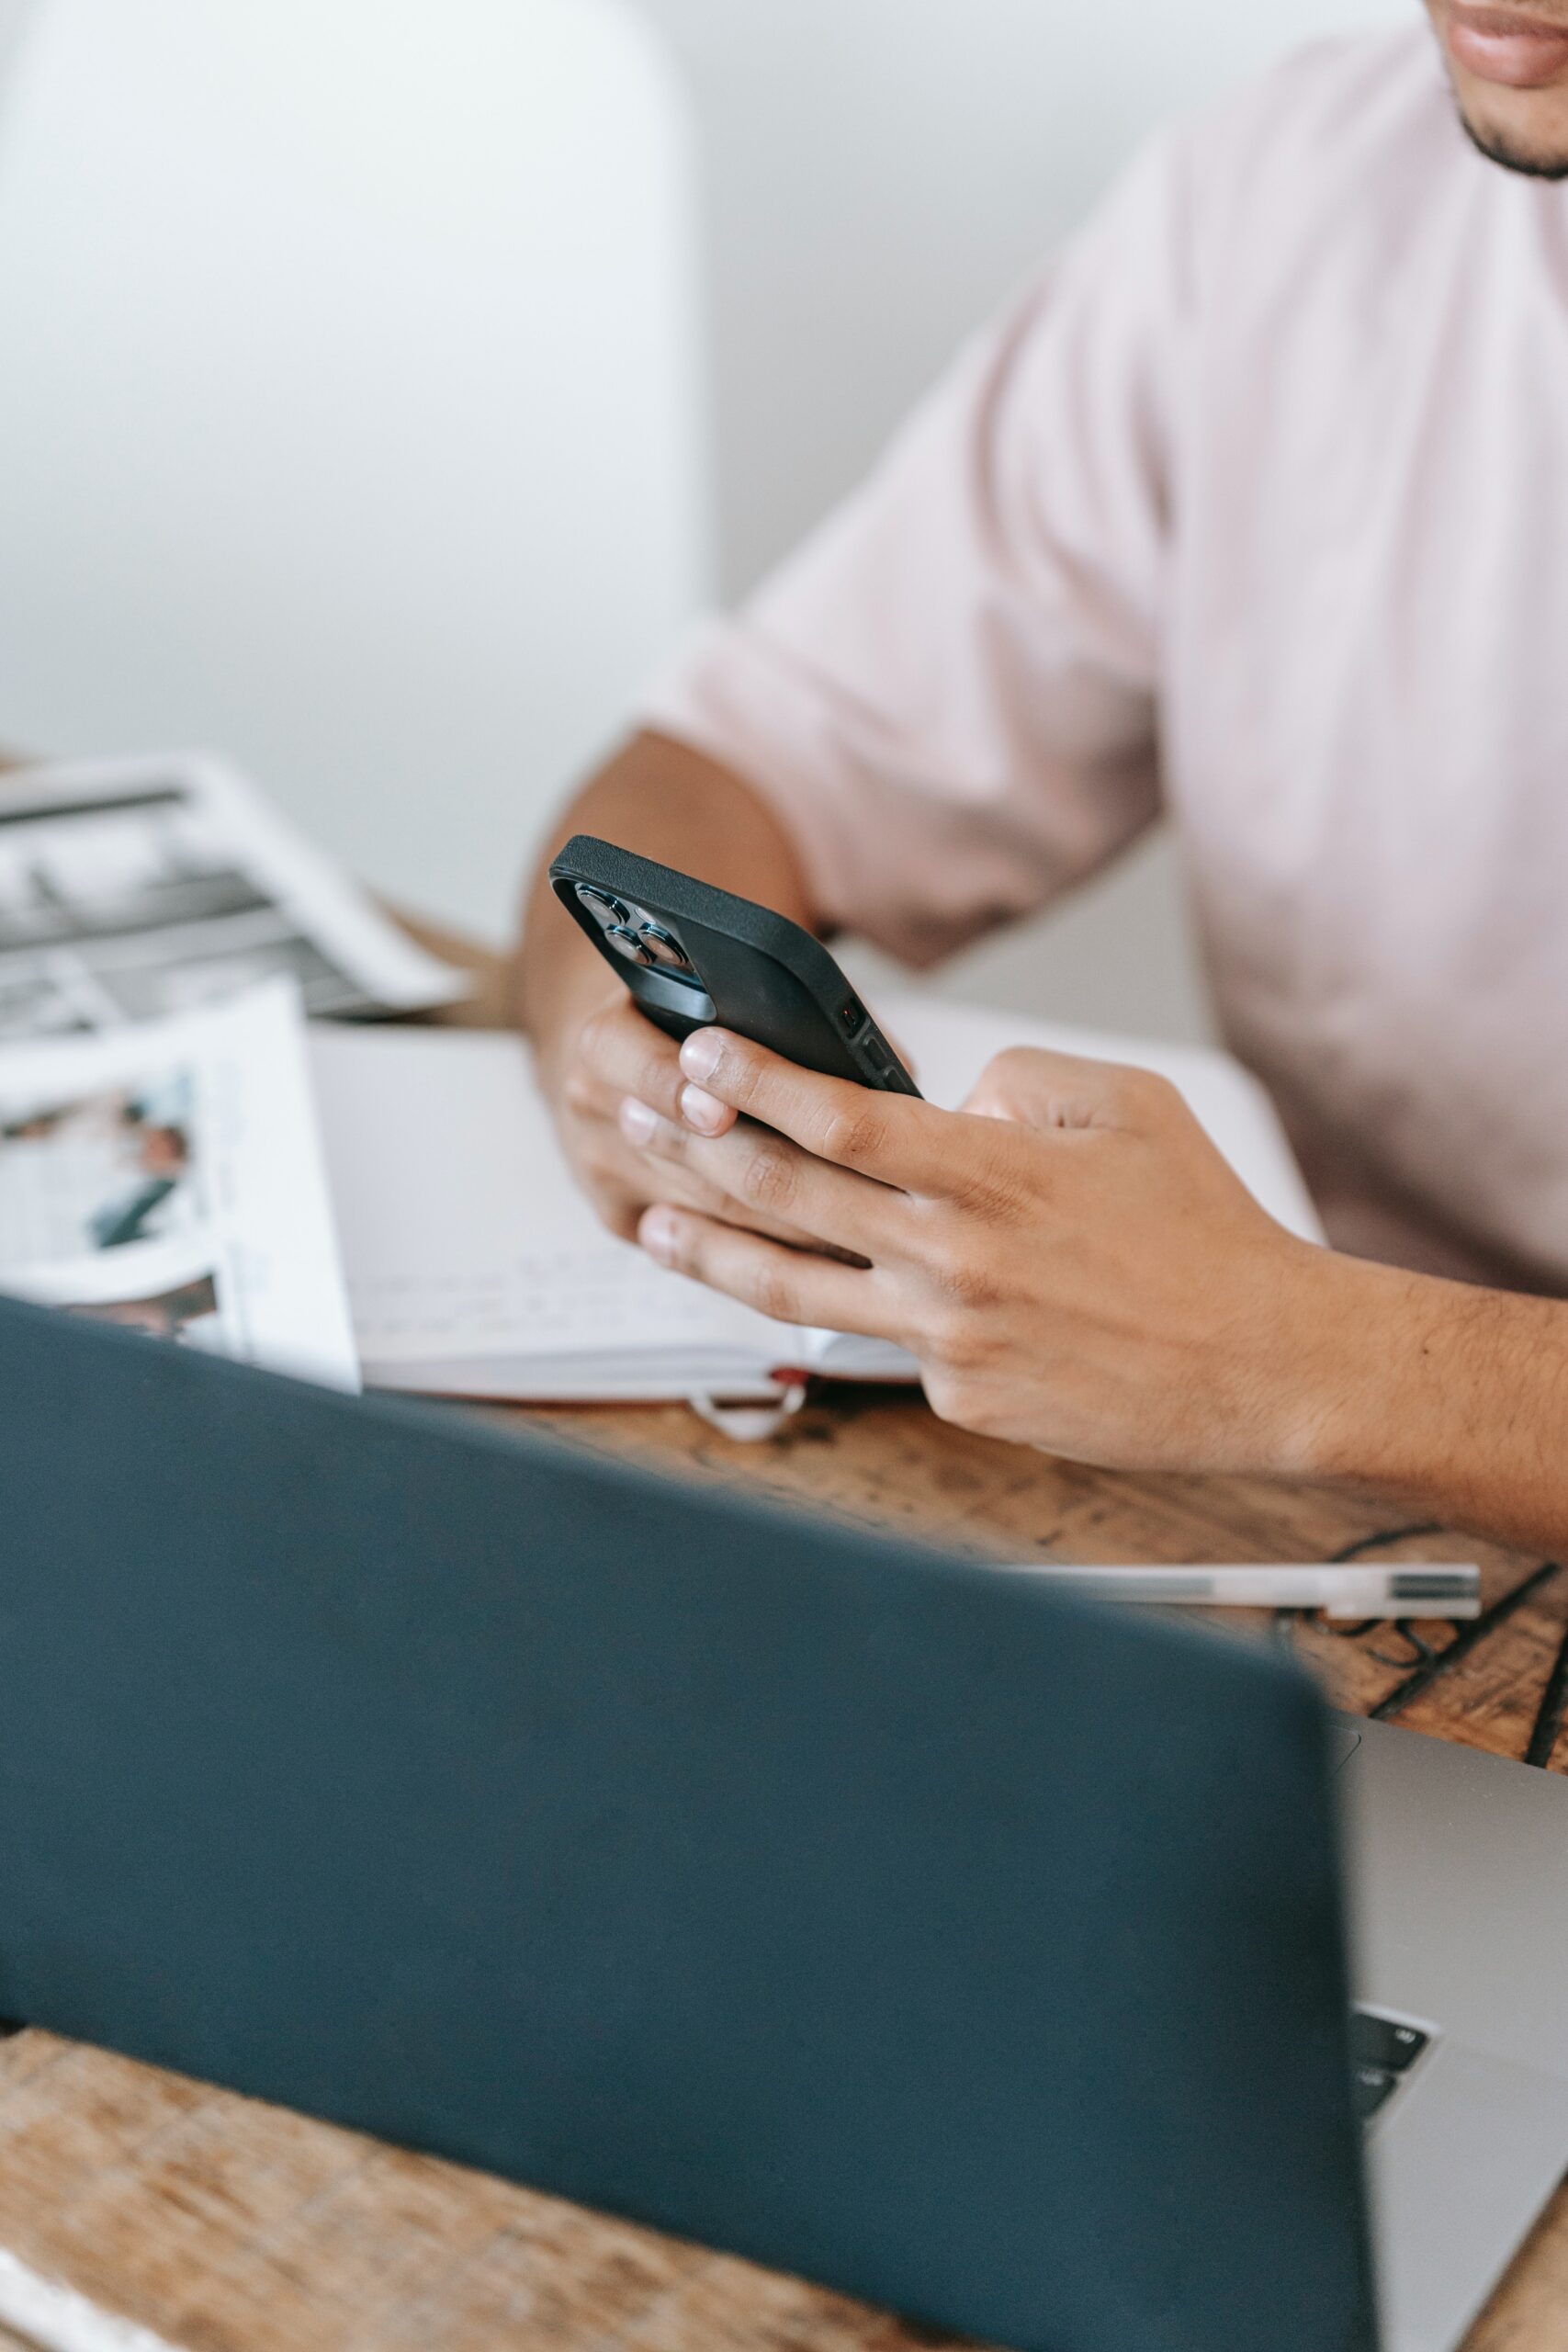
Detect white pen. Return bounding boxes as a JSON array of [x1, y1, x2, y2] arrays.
[[991, 1562, 1482, 1620]]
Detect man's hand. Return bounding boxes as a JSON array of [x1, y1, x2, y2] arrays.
[[535, 986, 850, 1257], [563, 1010, 1568, 1553], [622, 1025, 1343, 1475]]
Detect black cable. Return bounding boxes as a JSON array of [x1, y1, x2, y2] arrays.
[[1369, 1620, 1438, 1671], [1329, 1521, 1447, 1565], [1525, 1616, 1568, 1770], [1371, 1560, 1562, 1722]]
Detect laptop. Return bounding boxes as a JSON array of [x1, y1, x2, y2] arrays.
[[0, 1296, 1563, 2352]]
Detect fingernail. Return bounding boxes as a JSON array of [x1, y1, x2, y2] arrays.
[[680, 1030, 722, 1083], [680, 1083, 726, 1135], [639, 1204, 679, 1264], [619, 1097, 658, 1144]]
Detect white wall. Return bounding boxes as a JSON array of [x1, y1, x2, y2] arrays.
[[633, 0, 1412, 1037], [0, 1, 1415, 1028], [0, 0, 707, 941], [0, 1, 25, 79]]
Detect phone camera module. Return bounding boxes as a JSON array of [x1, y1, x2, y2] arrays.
[[637, 922, 695, 974], [574, 882, 706, 989]]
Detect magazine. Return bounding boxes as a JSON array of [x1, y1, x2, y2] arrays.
[[0, 980, 358, 1387], [0, 752, 466, 1039]]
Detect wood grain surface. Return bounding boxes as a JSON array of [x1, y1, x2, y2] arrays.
[[2, 927, 1564, 2348]]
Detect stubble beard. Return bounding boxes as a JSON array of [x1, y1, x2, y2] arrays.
[[1455, 101, 1568, 175]]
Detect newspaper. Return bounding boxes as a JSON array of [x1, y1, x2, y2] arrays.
[[0, 979, 359, 1387], [0, 752, 468, 1039]]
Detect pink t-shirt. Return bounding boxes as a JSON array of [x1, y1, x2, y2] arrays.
[[645, 30, 1568, 1295]]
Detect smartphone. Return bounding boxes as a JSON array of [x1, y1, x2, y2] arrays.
[[548, 836, 921, 1096]]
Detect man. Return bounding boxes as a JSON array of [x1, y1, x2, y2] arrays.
[[518, 3, 1568, 1550]]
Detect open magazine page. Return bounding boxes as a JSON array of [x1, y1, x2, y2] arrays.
[[0, 752, 467, 1038], [0, 979, 358, 1387]]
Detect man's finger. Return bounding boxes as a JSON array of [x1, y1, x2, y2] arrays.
[[675, 1029, 976, 1195], [637, 1204, 903, 1337], [581, 1148, 718, 1240], [578, 1001, 738, 1132], [612, 1104, 858, 1253], [622, 1097, 897, 1257]]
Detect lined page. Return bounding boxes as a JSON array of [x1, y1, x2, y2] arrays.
[[307, 1027, 792, 1387]]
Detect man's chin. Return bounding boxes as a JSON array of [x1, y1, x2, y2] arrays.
[[1453, 88, 1568, 175]]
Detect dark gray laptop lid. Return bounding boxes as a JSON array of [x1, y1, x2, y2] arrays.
[[0, 1298, 1374, 2350]]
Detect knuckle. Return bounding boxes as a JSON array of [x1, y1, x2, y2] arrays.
[[946, 1151, 1015, 1220], [922, 1369, 981, 1431], [738, 1138, 799, 1216], [925, 1365, 1007, 1438], [712, 1041, 760, 1105], [750, 1262, 801, 1325], [985, 1046, 1038, 1094], [638, 1114, 688, 1163], [1139, 1070, 1185, 1121], [1114, 1065, 1177, 1119], [822, 1101, 886, 1169], [560, 1065, 600, 1120], [925, 1234, 1004, 1316], [966, 1046, 1049, 1121], [925, 1306, 989, 1374]]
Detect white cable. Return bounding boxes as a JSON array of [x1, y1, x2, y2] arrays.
[[688, 1384, 807, 1442]]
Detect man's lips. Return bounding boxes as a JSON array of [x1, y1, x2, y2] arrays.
[[1447, 2, 1568, 86]]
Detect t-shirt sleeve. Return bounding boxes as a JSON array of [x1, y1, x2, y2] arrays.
[[641, 130, 1194, 967]]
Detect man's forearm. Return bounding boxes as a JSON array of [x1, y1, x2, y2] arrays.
[[514, 729, 817, 1061], [1289, 1250, 1568, 1552]]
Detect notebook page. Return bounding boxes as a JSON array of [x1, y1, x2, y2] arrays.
[[307, 1027, 800, 1387]]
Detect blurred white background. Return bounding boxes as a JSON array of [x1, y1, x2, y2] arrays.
[[0, 0, 1412, 1033], [0, 0, 709, 938]]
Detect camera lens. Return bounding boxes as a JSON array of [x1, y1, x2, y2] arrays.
[[605, 922, 654, 965], [574, 883, 632, 930], [637, 922, 695, 973]]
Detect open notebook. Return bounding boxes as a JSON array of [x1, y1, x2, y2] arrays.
[[309, 994, 1324, 1408]]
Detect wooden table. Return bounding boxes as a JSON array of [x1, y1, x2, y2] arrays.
[[2, 934, 1566, 2351]]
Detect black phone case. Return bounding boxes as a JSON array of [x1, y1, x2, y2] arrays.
[[549, 836, 921, 1096]]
